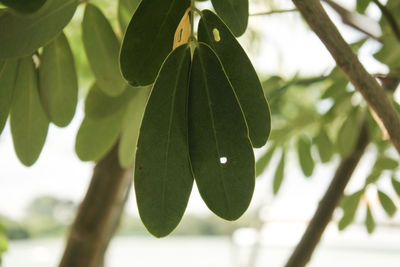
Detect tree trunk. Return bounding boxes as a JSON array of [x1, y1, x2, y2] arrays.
[[59, 143, 133, 267], [284, 119, 370, 267]]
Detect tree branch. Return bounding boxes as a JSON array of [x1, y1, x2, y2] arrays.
[[250, 9, 297, 17], [59, 143, 133, 267], [284, 119, 370, 267], [292, 0, 400, 155]]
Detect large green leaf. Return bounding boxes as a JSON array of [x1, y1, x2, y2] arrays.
[[297, 136, 315, 177], [0, 0, 46, 14], [378, 190, 397, 217], [120, 0, 190, 86], [0, 59, 18, 134], [198, 10, 270, 148], [338, 190, 363, 230], [210, 0, 248, 37], [273, 150, 285, 195], [118, 0, 141, 34], [0, 0, 78, 59], [85, 83, 137, 119], [189, 43, 255, 221], [118, 86, 149, 168], [10, 56, 49, 166], [75, 107, 125, 162], [135, 45, 193, 237], [82, 4, 125, 96], [314, 128, 334, 163], [39, 32, 77, 127]]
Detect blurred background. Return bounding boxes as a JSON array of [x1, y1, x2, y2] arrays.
[[0, 0, 399, 266]]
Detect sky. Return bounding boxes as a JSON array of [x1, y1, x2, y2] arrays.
[[0, 0, 398, 227]]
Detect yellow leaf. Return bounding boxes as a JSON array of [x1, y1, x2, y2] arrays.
[[173, 8, 191, 49]]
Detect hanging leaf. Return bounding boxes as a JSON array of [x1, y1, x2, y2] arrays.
[[391, 176, 400, 196], [173, 8, 191, 49], [85, 83, 137, 119], [39, 32, 78, 127], [82, 4, 126, 96], [255, 145, 275, 177], [337, 111, 360, 157], [297, 136, 315, 177], [374, 156, 399, 170], [210, 0, 248, 37], [0, 0, 78, 59], [198, 10, 271, 148], [10, 56, 49, 166], [338, 190, 363, 230], [273, 150, 285, 195], [189, 43, 255, 221], [0, 0, 46, 14], [365, 204, 376, 234], [314, 127, 334, 163], [120, 0, 190, 86], [378, 190, 397, 217], [118, 86, 149, 168], [117, 0, 141, 33], [0, 59, 18, 134], [135, 45, 193, 237]]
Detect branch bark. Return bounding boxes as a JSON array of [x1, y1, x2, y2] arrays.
[[59, 143, 133, 267], [292, 0, 400, 155], [284, 119, 370, 267]]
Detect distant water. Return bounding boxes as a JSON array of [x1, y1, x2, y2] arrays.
[[3, 225, 400, 267]]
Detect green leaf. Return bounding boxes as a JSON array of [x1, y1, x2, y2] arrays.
[[118, 0, 141, 33], [365, 204, 376, 234], [75, 107, 125, 162], [189, 43, 255, 221], [210, 0, 248, 37], [0, 0, 46, 14], [10, 56, 49, 166], [338, 190, 363, 230], [39, 32, 78, 127], [0, 0, 78, 59], [0, 59, 18, 134], [273, 151, 285, 195], [297, 136, 315, 177], [314, 128, 334, 163], [82, 4, 125, 96], [378, 190, 397, 217], [120, 0, 190, 86], [337, 111, 360, 157], [135, 45, 193, 237], [85, 83, 137, 119], [255, 145, 275, 177], [391, 176, 400, 196], [374, 156, 399, 170], [118, 86, 149, 168], [198, 10, 271, 148]]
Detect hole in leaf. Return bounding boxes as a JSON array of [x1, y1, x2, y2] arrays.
[[220, 157, 227, 164], [213, 28, 221, 42]]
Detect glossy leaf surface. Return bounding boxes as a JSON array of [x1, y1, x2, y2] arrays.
[[210, 0, 248, 36], [0, 0, 78, 58], [0, 59, 18, 134], [118, 87, 149, 168], [135, 45, 193, 237], [120, 0, 190, 86], [82, 4, 125, 96], [189, 43, 255, 221], [39, 32, 78, 127], [198, 10, 271, 147], [10, 57, 49, 166]]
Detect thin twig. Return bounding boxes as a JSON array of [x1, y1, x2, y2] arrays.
[[371, 0, 400, 41], [250, 8, 297, 17], [292, 0, 400, 155], [285, 119, 370, 267]]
